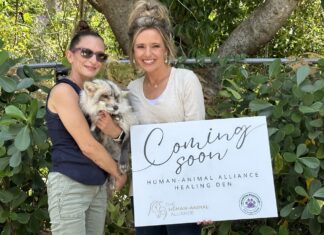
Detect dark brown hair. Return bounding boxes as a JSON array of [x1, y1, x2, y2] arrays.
[[68, 20, 104, 50]]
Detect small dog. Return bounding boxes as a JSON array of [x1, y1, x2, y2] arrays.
[[79, 79, 137, 190]]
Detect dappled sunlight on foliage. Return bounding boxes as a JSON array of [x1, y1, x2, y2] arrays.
[[0, 0, 121, 63]]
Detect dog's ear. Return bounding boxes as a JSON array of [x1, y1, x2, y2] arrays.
[[83, 81, 99, 97]]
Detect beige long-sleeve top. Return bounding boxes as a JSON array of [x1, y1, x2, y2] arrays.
[[127, 67, 205, 124], [127, 67, 205, 195]]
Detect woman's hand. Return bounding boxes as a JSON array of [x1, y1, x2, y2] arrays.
[[115, 173, 128, 190], [197, 220, 213, 225], [96, 111, 122, 138]]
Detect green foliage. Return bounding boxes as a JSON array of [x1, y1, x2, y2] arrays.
[[0, 0, 121, 62], [1, 0, 323, 61], [105, 181, 134, 235], [0, 42, 52, 234], [0, 43, 134, 234], [160, 0, 324, 58], [202, 58, 324, 234], [161, 0, 260, 56], [261, 0, 324, 57]]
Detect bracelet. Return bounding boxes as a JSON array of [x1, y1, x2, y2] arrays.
[[113, 130, 125, 143]]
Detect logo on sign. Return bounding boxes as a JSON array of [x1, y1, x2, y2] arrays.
[[239, 192, 262, 215]]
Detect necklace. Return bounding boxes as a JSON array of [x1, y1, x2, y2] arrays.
[[145, 69, 171, 89]]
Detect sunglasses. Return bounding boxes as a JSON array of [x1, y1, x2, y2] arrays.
[[71, 48, 108, 63]]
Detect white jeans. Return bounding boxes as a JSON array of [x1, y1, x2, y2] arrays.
[[47, 172, 107, 235]]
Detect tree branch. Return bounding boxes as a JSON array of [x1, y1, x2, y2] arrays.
[[87, 0, 104, 14], [217, 0, 298, 57]]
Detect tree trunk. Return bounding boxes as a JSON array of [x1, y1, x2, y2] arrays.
[[217, 0, 298, 57], [87, 0, 133, 54], [87, 0, 299, 92], [88, 0, 298, 58], [205, 0, 298, 89]]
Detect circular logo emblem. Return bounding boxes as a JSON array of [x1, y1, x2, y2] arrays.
[[239, 192, 262, 215]]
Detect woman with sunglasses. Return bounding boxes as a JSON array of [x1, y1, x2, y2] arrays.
[[45, 21, 127, 235]]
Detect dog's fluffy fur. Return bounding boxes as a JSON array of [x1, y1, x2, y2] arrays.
[[79, 79, 137, 190]]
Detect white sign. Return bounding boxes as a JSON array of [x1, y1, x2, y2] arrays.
[[131, 116, 277, 227]]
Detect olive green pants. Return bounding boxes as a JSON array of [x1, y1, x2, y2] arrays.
[[47, 172, 107, 235]]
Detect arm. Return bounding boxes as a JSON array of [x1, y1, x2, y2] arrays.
[[182, 72, 206, 121], [48, 83, 127, 189], [182, 74, 213, 225], [180, 73, 213, 225]]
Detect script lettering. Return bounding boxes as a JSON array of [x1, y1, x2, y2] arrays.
[[143, 125, 253, 174]]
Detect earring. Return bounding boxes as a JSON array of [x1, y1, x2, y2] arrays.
[[164, 54, 169, 64]]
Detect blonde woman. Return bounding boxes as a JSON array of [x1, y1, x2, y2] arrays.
[[127, 1, 207, 234]]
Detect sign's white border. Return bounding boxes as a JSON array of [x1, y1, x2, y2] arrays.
[[131, 116, 277, 226]]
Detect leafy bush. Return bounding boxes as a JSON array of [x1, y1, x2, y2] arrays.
[[1, 39, 324, 234], [0, 44, 52, 234], [105, 181, 134, 235], [0, 43, 135, 235], [203, 58, 324, 235]]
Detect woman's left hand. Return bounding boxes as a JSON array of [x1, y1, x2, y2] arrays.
[[197, 220, 213, 225], [96, 111, 121, 138]]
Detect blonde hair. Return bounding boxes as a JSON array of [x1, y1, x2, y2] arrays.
[[127, 0, 176, 66]]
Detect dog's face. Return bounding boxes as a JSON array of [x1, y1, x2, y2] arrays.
[[82, 79, 128, 115]]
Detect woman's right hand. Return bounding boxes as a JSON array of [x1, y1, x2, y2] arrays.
[[96, 111, 122, 139]]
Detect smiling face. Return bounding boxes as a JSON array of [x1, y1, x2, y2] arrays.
[[133, 28, 169, 74], [67, 35, 106, 81]]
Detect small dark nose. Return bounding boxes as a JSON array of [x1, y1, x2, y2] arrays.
[[113, 105, 118, 110]]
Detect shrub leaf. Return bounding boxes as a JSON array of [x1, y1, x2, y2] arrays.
[[295, 186, 309, 197], [296, 65, 310, 86], [14, 126, 31, 151], [249, 100, 273, 112], [299, 157, 320, 169], [313, 188, 324, 198]]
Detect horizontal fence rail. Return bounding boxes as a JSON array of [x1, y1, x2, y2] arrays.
[[17, 57, 320, 68], [16, 58, 321, 80]]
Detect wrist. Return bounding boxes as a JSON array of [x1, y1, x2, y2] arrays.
[[113, 129, 125, 143], [114, 169, 123, 179], [111, 126, 121, 138]]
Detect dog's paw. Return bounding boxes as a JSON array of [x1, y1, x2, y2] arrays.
[[118, 163, 129, 174]]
